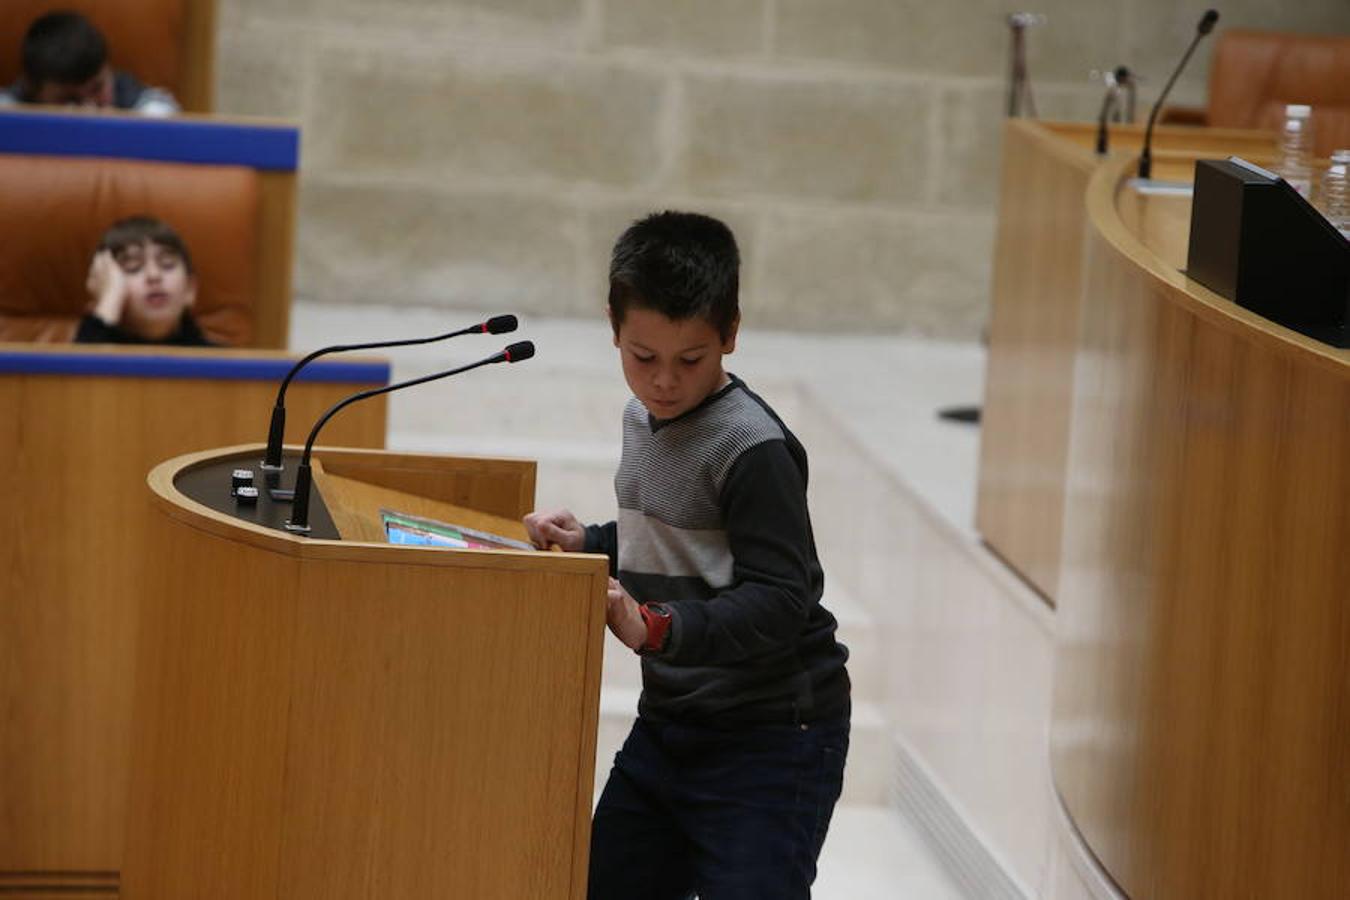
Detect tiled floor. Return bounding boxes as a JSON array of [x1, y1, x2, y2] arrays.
[[816, 806, 966, 900], [291, 300, 980, 898]]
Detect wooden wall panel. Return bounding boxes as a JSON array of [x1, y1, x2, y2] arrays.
[[976, 120, 1096, 601]]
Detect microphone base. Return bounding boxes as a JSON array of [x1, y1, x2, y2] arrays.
[[283, 520, 312, 534], [1126, 178, 1193, 197], [259, 460, 285, 473], [171, 451, 340, 540]]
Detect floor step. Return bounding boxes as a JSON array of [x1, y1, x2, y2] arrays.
[[822, 582, 882, 709], [815, 805, 966, 899]]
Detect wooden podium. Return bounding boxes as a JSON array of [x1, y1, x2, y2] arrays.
[[122, 445, 608, 900]]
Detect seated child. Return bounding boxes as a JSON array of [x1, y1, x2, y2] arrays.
[[78, 215, 215, 346], [0, 11, 179, 115], [524, 211, 851, 899]]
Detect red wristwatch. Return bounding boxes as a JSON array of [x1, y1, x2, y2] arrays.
[[638, 603, 672, 656]]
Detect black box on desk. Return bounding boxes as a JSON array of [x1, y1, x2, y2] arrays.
[[1186, 157, 1349, 348]]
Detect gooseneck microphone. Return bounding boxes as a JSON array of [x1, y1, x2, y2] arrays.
[[261, 314, 518, 471], [1137, 9, 1219, 180], [1095, 67, 1132, 156], [285, 340, 535, 534]]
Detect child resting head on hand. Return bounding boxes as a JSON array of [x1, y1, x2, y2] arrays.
[[77, 215, 215, 347]]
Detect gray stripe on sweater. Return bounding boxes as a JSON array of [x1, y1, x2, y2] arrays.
[[617, 508, 734, 587]]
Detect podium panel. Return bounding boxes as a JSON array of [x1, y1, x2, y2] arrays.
[[123, 446, 608, 900]]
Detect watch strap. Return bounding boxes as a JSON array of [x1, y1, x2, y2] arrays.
[[638, 603, 672, 656]]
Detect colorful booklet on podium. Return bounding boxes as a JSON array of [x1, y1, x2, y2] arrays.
[[381, 509, 535, 551]]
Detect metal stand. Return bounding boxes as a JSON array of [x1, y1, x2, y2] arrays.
[[1006, 13, 1045, 118]]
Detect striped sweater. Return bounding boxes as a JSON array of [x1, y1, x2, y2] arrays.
[[585, 374, 850, 726]]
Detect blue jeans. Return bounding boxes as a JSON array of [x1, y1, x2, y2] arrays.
[[588, 715, 849, 900]]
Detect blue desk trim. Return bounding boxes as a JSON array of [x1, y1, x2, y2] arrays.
[[0, 111, 299, 171], [0, 352, 388, 384]]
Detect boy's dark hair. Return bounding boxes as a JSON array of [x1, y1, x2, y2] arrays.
[[98, 216, 194, 274], [608, 211, 740, 341], [21, 11, 107, 88]]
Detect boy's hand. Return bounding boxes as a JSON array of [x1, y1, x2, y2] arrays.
[[522, 508, 586, 552], [85, 250, 127, 325], [606, 577, 647, 651]]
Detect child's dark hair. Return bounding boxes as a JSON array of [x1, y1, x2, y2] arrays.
[[608, 211, 740, 341], [98, 216, 194, 275], [21, 11, 107, 88]]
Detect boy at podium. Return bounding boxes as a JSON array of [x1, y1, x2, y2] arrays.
[[524, 211, 851, 899]]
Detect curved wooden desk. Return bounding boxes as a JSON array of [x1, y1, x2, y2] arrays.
[[976, 120, 1277, 603], [0, 346, 387, 895], [0, 108, 300, 347], [122, 446, 608, 900], [1051, 156, 1350, 897]]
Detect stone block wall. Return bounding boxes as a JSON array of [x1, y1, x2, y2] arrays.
[[217, 0, 1350, 338]]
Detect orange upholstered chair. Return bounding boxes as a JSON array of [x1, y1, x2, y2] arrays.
[[0, 0, 216, 112], [0, 155, 260, 344], [1198, 28, 1350, 157]]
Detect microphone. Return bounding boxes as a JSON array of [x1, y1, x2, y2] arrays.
[[1095, 66, 1133, 155], [285, 340, 536, 534], [1006, 13, 1046, 118], [1120, 65, 1138, 124], [1137, 9, 1219, 180], [260, 314, 517, 471]]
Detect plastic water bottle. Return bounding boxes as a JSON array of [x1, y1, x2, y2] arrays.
[[1323, 149, 1350, 240], [1275, 104, 1315, 199]]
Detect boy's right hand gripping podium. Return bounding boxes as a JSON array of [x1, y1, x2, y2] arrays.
[[121, 440, 610, 900]]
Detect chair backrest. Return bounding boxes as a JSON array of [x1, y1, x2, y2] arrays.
[[1207, 28, 1350, 158], [0, 0, 215, 111], [0, 155, 259, 344]]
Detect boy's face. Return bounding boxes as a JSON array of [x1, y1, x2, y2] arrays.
[[115, 240, 196, 340], [33, 65, 114, 107], [613, 306, 738, 421]]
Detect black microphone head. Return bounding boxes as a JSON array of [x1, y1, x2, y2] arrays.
[[485, 314, 518, 335], [1113, 65, 1131, 83], [1198, 9, 1218, 34], [503, 340, 535, 363]]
